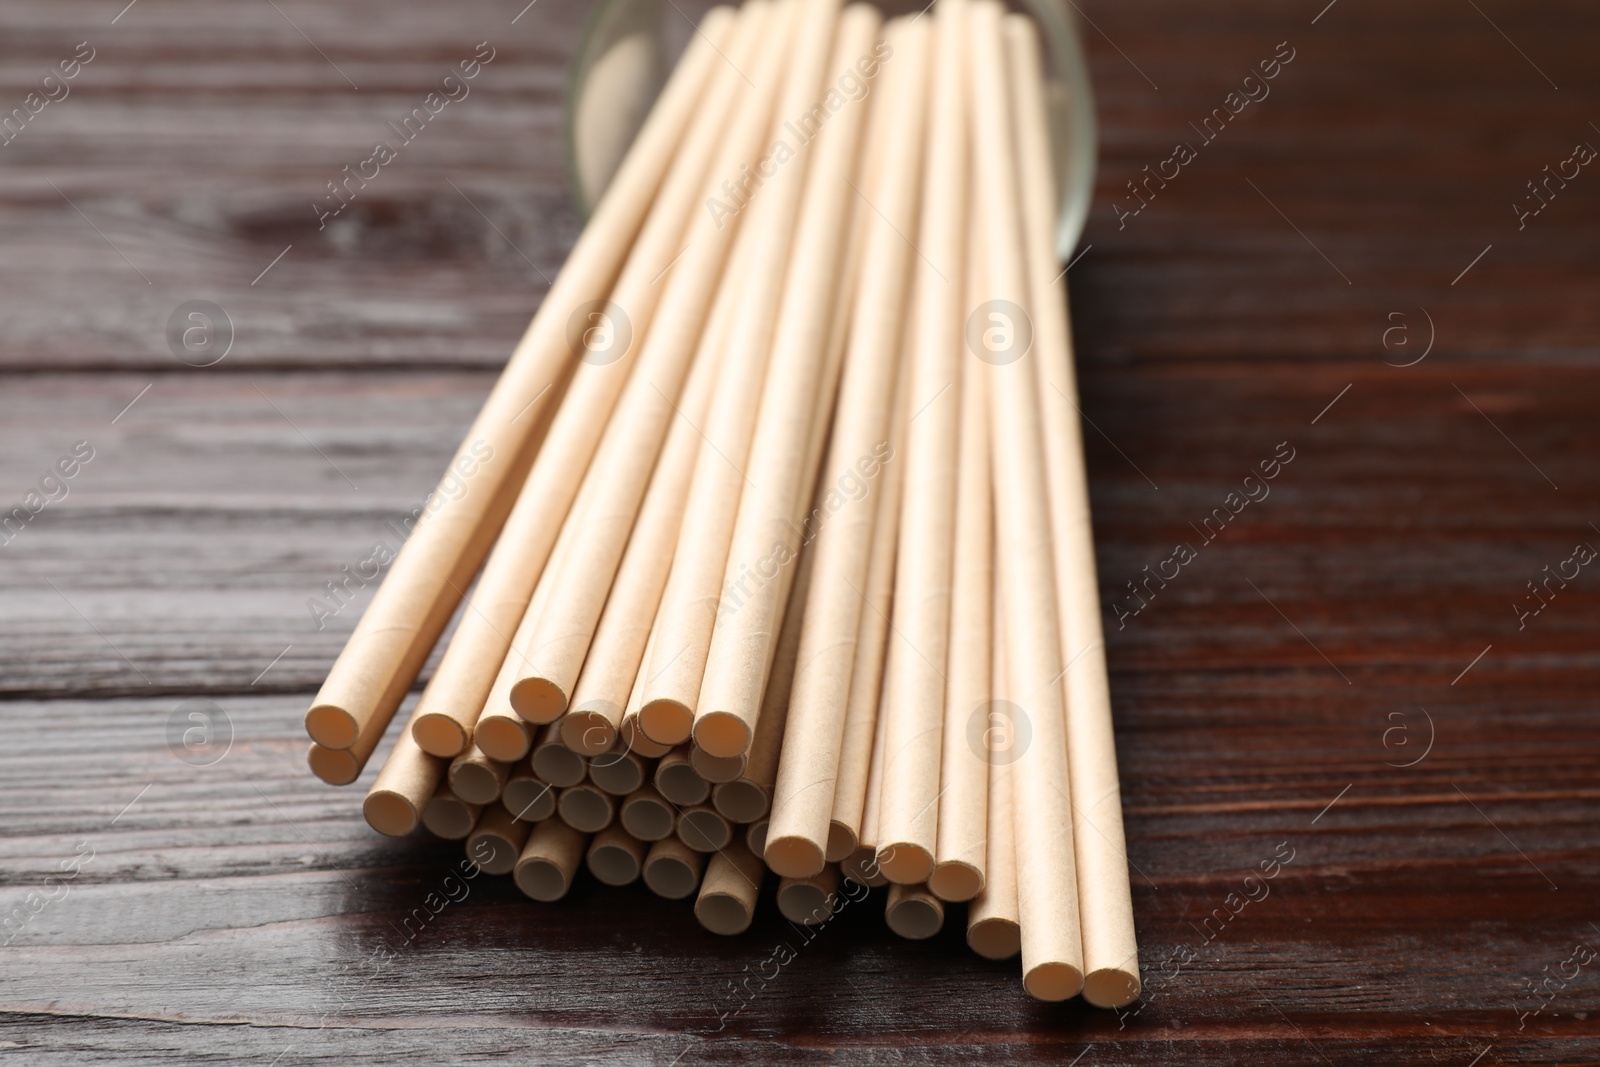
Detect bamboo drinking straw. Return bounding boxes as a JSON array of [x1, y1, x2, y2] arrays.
[[421, 782, 481, 840], [586, 825, 647, 886], [677, 804, 734, 853], [643, 836, 706, 900], [655, 746, 712, 807], [499, 4, 787, 729], [588, 747, 647, 796], [448, 743, 510, 805], [620, 785, 676, 841], [557, 781, 617, 834], [473, 420, 605, 762], [1005, 12, 1139, 1010], [695, 4, 880, 758], [885, 883, 945, 940], [559, 229, 741, 758], [930, 227, 991, 905], [513, 818, 589, 902], [466, 805, 530, 876], [407, 2, 781, 757], [641, 0, 843, 748], [363, 696, 445, 836], [970, 0, 1083, 1003], [876, 0, 969, 888], [967, 582, 1019, 960], [531, 723, 588, 788], [502, 762, 556, 823], [763, 15, 930, 878], [303, 7, 737, 759], [694, 841, 765, 935], [690, 746, 747, 785], [777, 866, 840, 925]]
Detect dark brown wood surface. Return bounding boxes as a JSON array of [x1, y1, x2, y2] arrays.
[[3, 0, 1599, 1063]]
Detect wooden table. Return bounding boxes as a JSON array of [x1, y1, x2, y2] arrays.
[[3, 1, 1597, 1062]]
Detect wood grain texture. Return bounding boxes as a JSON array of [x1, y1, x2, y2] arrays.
[[2, 0, 1599, 1063]]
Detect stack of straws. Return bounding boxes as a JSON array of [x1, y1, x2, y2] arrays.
[[303, 0, 1138, 1007]]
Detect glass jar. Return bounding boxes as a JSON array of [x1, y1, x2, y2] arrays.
[[563, 0, 1096, 259]]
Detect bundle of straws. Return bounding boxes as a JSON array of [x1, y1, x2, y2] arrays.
[[303, 0, 1138, 1007]]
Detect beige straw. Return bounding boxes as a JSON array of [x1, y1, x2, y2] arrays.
[[530, 722, 588, 788], [763, 14, 930, 878], [690, 745, 747, 785], [970, 0, 1083, 1002], [745, 818, 769, 859], [559, 225, 739, 757], [694, 841, 765, 935], [711, 455, 827, 825], [586, 825, 647, 886], [513, 818, 589, 902], [876, 0, 969, 888], [930, 218, 991, 905], [362, 698, 444, 837], [885, 883, 945, 940], [695, 4, 880, 758], [643, 0, 844, 749], [501, 8, 782, 732], [421, 782, 481, 841], [466, 805, 530, 876], [777, 866, 840, 925], [402, 1, 781, 757], [447, 743, 509, 806], [473, 411, 605, 761], [823, 334, 911, 864], [588, 747, 648, 796], [502, 761, 556, 823], [676, 803, 733, 853], [967, 577, 1019, 960], [557, 781, 617, 834], [654, 746, 711, 807], [303, 6, 738, 760], [619, 785, 677, 842], [1005, 11, 1139, 1009], [643, 836, 706, 900], [840, 639, 896, 889]]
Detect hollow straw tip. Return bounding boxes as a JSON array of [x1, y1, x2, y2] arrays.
[[363, 791, 421, 837], [824, 821, 857, 864], [559, 709, 616, 756], [514, 860, 571, 902], [304, 704, 359, 750], [1082, 967, 1141, 1010], [967, 918, 1021, 960], [474, 716, 532, 762], [639, 698, 694, 746], [874, 842, 934, 886], [762, 835, 826, 880], [307, 743, 360, 786], [928, 860, 983, 903], [695, 894, 754, 936], [1022, 961, 1085, 1003], [510, 676, 569, 724], [413, 714, 469, 758], [692, 710, 752, 759]]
